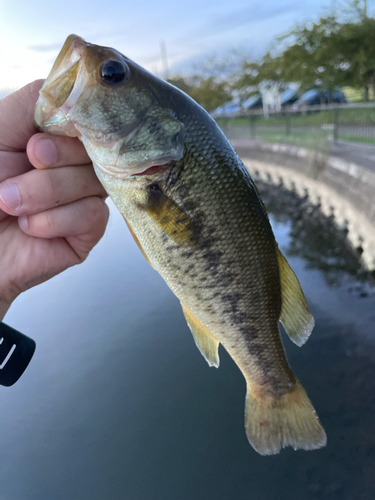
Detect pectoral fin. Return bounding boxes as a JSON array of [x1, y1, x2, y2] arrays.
[[143, 185, 195, 247], [124, 219, 153, 268], [181, 303, 220, 367], [277, 248, 314, 347]]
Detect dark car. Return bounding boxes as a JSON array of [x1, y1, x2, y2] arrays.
[[242, 93, 262, 110], [280, 88, 299, 106], [210, 100, 242, 118], [324, 89, 347, 103], [293, 88, 347, 109]]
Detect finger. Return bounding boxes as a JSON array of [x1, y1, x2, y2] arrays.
[[0, 211, 11, 222], [0, 151, 33, 183], [27, 133, 91, 169], [18, 196, 109, 243], [0, 165, 107, 216], [0, 80, 44, 152]]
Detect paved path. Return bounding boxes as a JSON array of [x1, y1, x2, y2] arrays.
[[330, 140, 375, 173], [225, 129, 375, 173]]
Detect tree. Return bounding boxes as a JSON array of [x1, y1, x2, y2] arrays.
[[277, 16, 345, 92], [331, 0, 368, 22], [235, 54, 283, 89], [334, 18, 375, 99], [167, 49, 246, 111], [167, 75, 231, 111], [167, 77, 192, 95], [255, 13, 375, 100]]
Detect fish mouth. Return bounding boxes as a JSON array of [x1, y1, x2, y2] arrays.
[[35, 35, 89, 135], [34, 35, 150, 147], [35, 34, 185, 179]]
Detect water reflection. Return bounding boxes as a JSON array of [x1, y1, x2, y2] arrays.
[[2, 198, 375, 500], [259, 181, 374, 289]]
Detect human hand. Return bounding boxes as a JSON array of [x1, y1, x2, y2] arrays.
[[0, 80, 109, 320]]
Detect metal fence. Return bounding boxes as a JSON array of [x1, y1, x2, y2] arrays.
[[216, 102, 375, 147]]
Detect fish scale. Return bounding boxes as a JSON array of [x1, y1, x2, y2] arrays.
[[35, 34, 326, 455], [119, 110, 295, 398]]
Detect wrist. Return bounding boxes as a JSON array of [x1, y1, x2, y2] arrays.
[[0, 299, 12, 321], [0, 285, 22, 321]]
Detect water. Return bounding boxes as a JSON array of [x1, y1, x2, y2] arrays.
[[2, 198, 375, 500]]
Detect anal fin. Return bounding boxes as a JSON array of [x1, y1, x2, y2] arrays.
[[181, 303, 220, 368], [277, 248, 314, 347]]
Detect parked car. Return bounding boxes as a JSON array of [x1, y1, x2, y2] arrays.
[[242, 93, 262, 110], [222, 101, 242, 115], [326, 89, 347, 103], [293, 88, 347, 109], [210, 100, 241, 118], [280, 88, 299, 106], [210, 105, 224, 118], [293, 89, 323, 108]]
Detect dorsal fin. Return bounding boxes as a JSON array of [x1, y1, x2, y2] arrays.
[[277, 248, 314, 347], [181, 303, 220, 367]]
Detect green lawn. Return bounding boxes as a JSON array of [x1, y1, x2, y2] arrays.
[[216, 106, 375, 128], [255, 129, 331, 151], [223, 122, 375, 150], [223, 125, 375, 148], [337, 134, 375, 144]]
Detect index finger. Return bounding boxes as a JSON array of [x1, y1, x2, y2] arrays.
[[27, 133, 91, 169]]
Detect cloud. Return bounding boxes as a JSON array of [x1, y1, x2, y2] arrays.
[[28, 42, 64, 53], [193, 0, 302, 39]]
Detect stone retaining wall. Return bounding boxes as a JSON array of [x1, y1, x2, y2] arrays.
[[231, 139, 375, 270]]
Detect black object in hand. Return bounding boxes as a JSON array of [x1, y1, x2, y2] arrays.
[[0, 323, 36, 386]]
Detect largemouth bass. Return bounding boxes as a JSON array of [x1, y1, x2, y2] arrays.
[[34, 35, 326, 455]]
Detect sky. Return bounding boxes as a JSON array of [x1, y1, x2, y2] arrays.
[[0, 0, 368, 92]]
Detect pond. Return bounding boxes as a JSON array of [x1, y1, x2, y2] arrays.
[[2, 190, 375, 500]]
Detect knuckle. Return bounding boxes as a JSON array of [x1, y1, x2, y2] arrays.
[[80, 198, 108, 241], [88, 198, 107, 225], [45, 170, 59, 205], [30, 209, 55, 236]]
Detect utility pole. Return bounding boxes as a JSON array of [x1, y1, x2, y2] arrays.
[[160, 40, 169, 80]]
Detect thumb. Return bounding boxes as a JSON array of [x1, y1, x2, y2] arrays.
[[0, 80, 44, 153]]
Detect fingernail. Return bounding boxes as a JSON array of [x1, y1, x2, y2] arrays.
[[0, 183, 21, 210], [35, 138, 57, 166], [18, 216, 29, 230]]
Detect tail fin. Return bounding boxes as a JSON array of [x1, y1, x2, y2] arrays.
[[245, 381, 326, 455]]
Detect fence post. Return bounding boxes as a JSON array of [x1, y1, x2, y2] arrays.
[[222, 117, 228, 135], [285, 112, 291, 136], [333, 107, 339, 142], [249, 115, 256, 139]]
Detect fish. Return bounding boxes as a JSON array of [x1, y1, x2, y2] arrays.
[[34, 35, 327, 455]]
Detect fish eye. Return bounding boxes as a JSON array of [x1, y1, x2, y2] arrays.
[[100, 59, 129, 85]]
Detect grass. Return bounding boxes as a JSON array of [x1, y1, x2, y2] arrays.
[[223, 125, 375, 148], [337, 134, 375, 144], [217, 106, 375, 128], [255, 129, 331, 151]]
